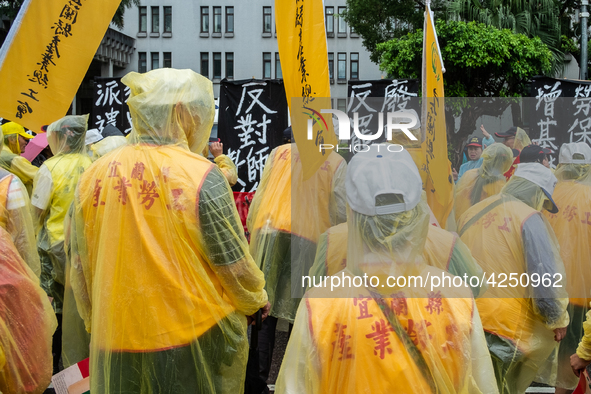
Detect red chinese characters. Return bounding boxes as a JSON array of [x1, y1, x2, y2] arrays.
[[108, 161, 122, 178], [138, 180, 159, 210], [92, 179, 105, 207], [114, 177, 131, 205], [332, 323, 354, 360], [425, 291, 443, 315], [482, 212, 498, 229], [365, 319, 394, 359], [405, 319, 433, 348], [390, 292, 408, 316], [131, 162, 146, 181], [353, 297, 374, 320], [497, 217, 512, 233]]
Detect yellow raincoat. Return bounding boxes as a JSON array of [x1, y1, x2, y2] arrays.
[[88, 135, 127, 161], [0, 122, 38, 193], [247, 143, 347, 322], [0, 226, 57, 394], [31, 115, 92, 313], [70, 68, 267, 394], [544, 157, 591, 389], [202, 145, 239, 186], [458, 173, 569, 394], [455, 143, 513, 222], [277, 146, 497, 394]]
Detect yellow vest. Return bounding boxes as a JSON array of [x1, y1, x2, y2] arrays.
[[455, 169, 505, 222], [306, 274, 474, 393], [78, 145, 236, 351], [459, 195, 546, 353]]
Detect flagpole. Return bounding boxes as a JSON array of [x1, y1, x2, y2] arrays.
[[425, 3, 446, 74]]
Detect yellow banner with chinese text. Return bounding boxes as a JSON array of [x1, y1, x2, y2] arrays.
[[275, 0, 338, 180], [0, 0, 121, 132], [422, 6, 454, 227]]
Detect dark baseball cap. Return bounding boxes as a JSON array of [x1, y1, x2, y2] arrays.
[[519, 144, 552, 164], [466, 137, 482, 147], [495, 126, 517, 139]]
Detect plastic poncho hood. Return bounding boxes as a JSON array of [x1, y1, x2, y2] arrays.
[[46, 115, 89, 156], [2, 122, 33, 155], [123, 68, 215, 155]]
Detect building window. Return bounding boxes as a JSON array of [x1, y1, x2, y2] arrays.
[[226, 7, 234, 33], [328, 53, 334, 82], [163, 52, 172, 68], [275, 53, 282, 79], [263, 52, 271, 78], [337, 52, 346, 80], [226, 53, 234, 79], [338, 6, 346, 34], [139, 7, 147, 33], [337, 98, 347, 112], [200, 52, 209, 78], [164, 6, 172, 33], [350, 53, 359, 80], [325, 7, 334, 35], [201, 7, 209, 33], [151, 6, 159, 33], [213, 52, 222, 79], [151, 52, 159, 70], [138, 52, 147, 73], [213, 6, 222, 33], [263, 7, 272, 33]]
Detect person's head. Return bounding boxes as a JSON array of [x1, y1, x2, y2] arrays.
[[495, 126, 519, 149], [519, 145, 552, 168], [1, 121, 33, 154], [283, 126, 293, 144], [479, 143, 513, 178], [555, 142, 591, 182], [46, 114, 89, 156], [346, 145, 429, 274], [122, 68, 214, 154], [502, 162, 558, 213], [465, 137, 483, 161]]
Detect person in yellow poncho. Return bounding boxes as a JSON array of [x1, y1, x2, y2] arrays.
[[69, 68, 269, 394], [276, 146, 497, 394], [0, 122, 37, 192], [542, 142, 591, 393], [247, 136, 347, 382], [458, 162, 569, 394], [0, 226, 57, 394], [455, 143, 513, 222], [204, 139, 238, 186]]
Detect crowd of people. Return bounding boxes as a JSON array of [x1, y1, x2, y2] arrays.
[[1, 68, 591, 394]]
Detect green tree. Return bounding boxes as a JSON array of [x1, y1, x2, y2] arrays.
[[377, 20, 553, 161]]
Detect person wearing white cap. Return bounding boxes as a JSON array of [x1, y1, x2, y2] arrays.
[[541, 142, 591, 392], [458, 162, 569, 394], [276, 145, 497, 394]]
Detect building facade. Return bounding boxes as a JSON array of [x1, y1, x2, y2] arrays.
[[113, 0, 384, 100]]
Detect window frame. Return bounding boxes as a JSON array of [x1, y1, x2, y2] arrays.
[[151, 6, 159, 33], [201, 7, 209, 33], [225, 52, 234, 79], [337, 6, 347, 34], [139, 6, 147, 33], [350, 52, 359, 80], [163, 52, 172, 68], [151, 52, 159, 70], [200, 52, 209, 78], [225, 7, 234, 33], [263, 52, 271, 79], [263, 7, 272, 34], [163, 6, 172, 33], [275, 52, 282, 79], [213, 52, 222, 80], [328, 52, 334, 83], [337, 52, 346, 81], [213, 6, 222, 34], [325, 7, 334, 35], [138, 52, 147, 73]]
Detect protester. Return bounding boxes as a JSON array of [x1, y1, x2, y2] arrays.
[[570, 309, 591, 378], [543, 142, 591, 392], [455, 143, 513, 221], [276, 146, 497, 393], [0, 226, 57, 394], [247, 135, 347, 382], [458, 162, 569, 394], [69, 68, 269, 394], [520, 144, 552, 168], [205, 138, 238, 186], [495, 127, 532, 179], [0, 122, 38, 192], [455, 136, 485, 182]]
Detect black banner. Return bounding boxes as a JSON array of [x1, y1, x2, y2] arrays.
[[218, 78, 288, 192], [530, 76, 591, 167], [91, 77, 132, 135]]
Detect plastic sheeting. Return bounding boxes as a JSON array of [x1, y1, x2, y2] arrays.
[[88, 135, 127, 161], [0, 226, 57, 394], [0, 124, 38, 192], [247, 143, 347, 322], [276, 198, 497, 393], [70, 68, 268, 394], [458, 176, 569, 394], [544, 162, 591, 389], [31, 115, 92, 313], [455, 143, 513, 222], [213, 154, 238, 186], [577, 306, 591, 360]]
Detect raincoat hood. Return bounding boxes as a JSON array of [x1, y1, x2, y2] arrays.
[[46, 115, 89, 156]]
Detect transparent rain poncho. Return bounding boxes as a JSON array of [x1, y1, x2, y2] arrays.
[[247, 143, 347, 322], [277, 199, 497, 393], [544, 161, 591, 389], [69, 68, 268, 394], [513, 128, 531, 152], [88, 135, 127, 161], [31, 115, 92, 313], [0, 123, 38, 192], [455, 143, 513, 222], [0, 226, 57, 394], [457, 175, 569, 394]]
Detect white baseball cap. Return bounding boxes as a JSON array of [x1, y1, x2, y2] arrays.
[[346, 144, 422, 216], [85, 128, 104, 145], [514, 162, 558, 213], [559, 142, 591, 164]]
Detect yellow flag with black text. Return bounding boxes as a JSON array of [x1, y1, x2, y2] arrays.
[[0, 0, 121, 132], [275, 0, 338, 180], [422, 5, 454, 227]]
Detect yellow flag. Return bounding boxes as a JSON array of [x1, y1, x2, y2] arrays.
[[422, 5, 454, 226], [275, 0, 338, 180], [0, 0, 122, 132]]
